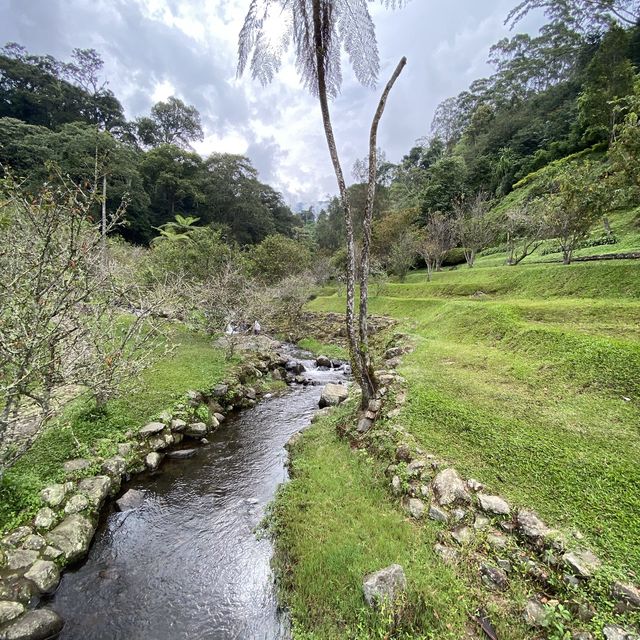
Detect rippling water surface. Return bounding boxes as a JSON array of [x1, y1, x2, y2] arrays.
[[50, 355, 344, 640]]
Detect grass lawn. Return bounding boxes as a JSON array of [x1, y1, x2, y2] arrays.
[[0, 325, 230, 531]]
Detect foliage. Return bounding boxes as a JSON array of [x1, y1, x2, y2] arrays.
[[249, 233, 312, 284], [453, 192, 495, 267], [135, 96, 203, 148]]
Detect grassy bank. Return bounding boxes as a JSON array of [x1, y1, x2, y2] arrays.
[[0, 325, 230, 531], [276, 258, 640, 637]]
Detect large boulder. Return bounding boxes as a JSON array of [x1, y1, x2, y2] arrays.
[[316, 355, 331, 369], [64, 494, 89, 515], [185, 423, 208, 438], [0, 608, 63, 640], [5, 550, 39, 572], [318, 383, 348, 408], [0, 602, 24, 626], [362, 564, 407, 608], [45, 514, 94, 563], [433, 468, 471, 506], [145, 452, 162, 471]]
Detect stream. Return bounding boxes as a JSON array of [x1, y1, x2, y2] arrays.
[[48, 354, 346, 640]]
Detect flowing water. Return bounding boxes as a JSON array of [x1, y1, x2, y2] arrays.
[[49, 355, 346, 640]]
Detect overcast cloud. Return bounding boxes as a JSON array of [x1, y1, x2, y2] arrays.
[[0, 0, 541, 207]]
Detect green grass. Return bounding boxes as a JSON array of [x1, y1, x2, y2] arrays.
[[0, 325, 230, 531], [306, 260, 640, 577], [274, 405, 508, 640], [297, 337, 348, 360]]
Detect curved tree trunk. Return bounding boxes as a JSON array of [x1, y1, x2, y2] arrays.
[[358, 57, 406, 407]]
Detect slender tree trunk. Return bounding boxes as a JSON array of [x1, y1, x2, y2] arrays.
[[311, 0, 364, 391], [358, 57, 406, 407], [101, 173, 107, 263]]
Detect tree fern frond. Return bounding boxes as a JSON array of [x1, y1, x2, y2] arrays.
[[338, 0, 379, 88]]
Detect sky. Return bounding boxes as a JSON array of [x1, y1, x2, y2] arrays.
[[0, 0, 541, 207]]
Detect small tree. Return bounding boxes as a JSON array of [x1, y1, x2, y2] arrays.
[[418, 211, 455, 278], [539, 162, 607, 264], [504, 204, 546, 265], [454, 192, 495, 267], [388, 228, 419, 281]]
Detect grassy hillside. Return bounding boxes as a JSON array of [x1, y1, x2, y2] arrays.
[[277, 257, 640, 637]]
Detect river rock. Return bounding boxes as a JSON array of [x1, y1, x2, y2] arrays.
[[318, 383, 348, 408], [39, 484, 66, 507], [285, 361, 305, 375], [167, 449, 198, 460], [516, 509, 550, 540], [362, 564, 407, 608], [148, 436, 168, 451], [0, 608, 64, 640], [63, 458, 91, 474], [211, 383, 229, 398], [64, 494, 90, 515], [0, 601, 24, 626], [404, 497, 425, 519], [139, 421, 165, 437], [145, 452, 162, 471], [23, 561, 59, 594], [603, 625, 640, 640], [77, 476, 112, 507], [612, 582, 640, 612], [433, 468, 471, 506], [478, 494, 511, 516], [21, 535, 45, 551], [6, 550, 38, 573], [170, 419, 187, 433], [316, 355, 331, 368], [428, 505, 449, 523], [116, 489, 145, 511], [41, 547, 62, 561], [214, 412, 225, 423], [2, 527, 32, 548], [563, 549, 601, 578], [101, 456, 127, 477], [45, 514, 94, 563], [185, 422, 208, 438]]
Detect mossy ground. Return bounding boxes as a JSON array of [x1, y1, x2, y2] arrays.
[[0, 325, 230, 531], [276, 258, 640, 637]]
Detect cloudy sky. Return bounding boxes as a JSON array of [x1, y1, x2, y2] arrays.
[[0, 0, 540, 207]]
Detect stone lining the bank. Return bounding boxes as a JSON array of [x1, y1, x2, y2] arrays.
[[0, 339, 310, 640], [336, 331, 640, 640]]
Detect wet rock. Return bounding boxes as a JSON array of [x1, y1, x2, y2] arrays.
[[23, 560, 59, 594], [145, 452, 162, 471], [395, 443, 412, 463], [451, 525, 474, 546], [603, 625, 640, 640], [478, 494, 511, 516], [200, 438, 209, 445], [45, 514, 94, 563], [612, 582, 640, 612], [116, 489, 145, 512], [433, 468, 471, 506], [64, 494, 90, 515], [316, 355, 331, 368], [318, 383, 348, 408], [34, 507, 56, 531], [480, 564, 508, 591], [362, 564, 407, 608], [167, 449, 198, 460], [0, 608, 64, 640], [185, 422, 208, 438], [404, 497, 425, 519], [39, 484, 66, 508], [563, 549, 601, 578], [148, 436, 168, 451], [77, 475, 111, 507], [21, 535, 45, 551], [139, 421, 165, 437], [41, 547, 62, 561], [516, 509, 550, 540], [433, 543, 458, 565], [214, 413, 225, 424], [163, 433, 175, 447], [285, 361, 305, 375], [63, 458, 91, 474], [523, 598, 546, 627], [429, 505, 449, 523], [0, 601, 24, 626], [5, 550, 39, 571], [0, 579, 36, 605], [101, 456, 127, 477]]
